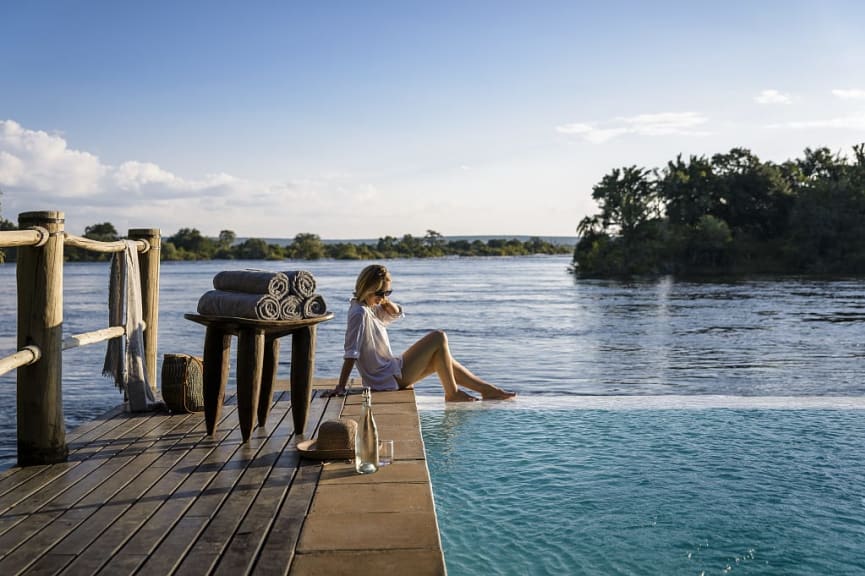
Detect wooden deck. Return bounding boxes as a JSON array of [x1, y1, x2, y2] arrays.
[[0, 385, 446, 575]]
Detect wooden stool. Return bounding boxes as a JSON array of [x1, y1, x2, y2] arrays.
[[184, 313, 334, 442]]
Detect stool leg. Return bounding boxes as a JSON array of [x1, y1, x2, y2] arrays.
[[203, 327, 231, 436], [258, 338, 280, 428], [236, 327, 264, 443], [290, 325, 316, 436]]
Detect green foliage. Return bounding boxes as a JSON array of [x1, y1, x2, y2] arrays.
[[288, 233, 326, 260], [166, 228, 216, 259], [157, 229, 570, 261], [573, 144, 865, 277], [65, 221, 121, 262]]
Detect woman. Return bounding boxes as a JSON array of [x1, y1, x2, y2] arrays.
[[329, 264, 516, 401]]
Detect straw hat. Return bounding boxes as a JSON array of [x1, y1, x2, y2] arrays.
[[297, 418, 357, 460]]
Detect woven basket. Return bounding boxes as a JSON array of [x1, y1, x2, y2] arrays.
[[161, 353, 205, 413]]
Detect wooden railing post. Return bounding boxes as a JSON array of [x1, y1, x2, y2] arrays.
[[17, 210, 67, 465], [128, 228, 160, 392]]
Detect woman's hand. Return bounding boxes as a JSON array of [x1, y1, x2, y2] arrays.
[[380, 298, 399, 315], [325, 385, 346, 397]]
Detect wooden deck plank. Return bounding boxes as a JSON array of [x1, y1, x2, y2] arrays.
[[0, 411, 170, 513], [207, 409, 314, 575], [46, 404, 239, 561], [0, 412, 184, 542], [15, 412, 211, 575], [0, 465, 51, 497], [65, 404, 127, 443], [60, 407, 242, 576], [118, 396, 298, 573], [220, 393, 343, 576], [0, 383, 446, 576], [0, 413, 200, 572], [171, 395, 312, 576]]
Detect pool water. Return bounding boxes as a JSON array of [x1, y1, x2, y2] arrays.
[[421, 401, 865, 576]]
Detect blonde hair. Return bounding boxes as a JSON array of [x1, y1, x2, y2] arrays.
[[354, 264, 390, 303]]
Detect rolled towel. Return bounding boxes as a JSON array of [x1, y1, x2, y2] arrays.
[[197, 289, 281, 320], [284, 270, 316, 299], [213, 270, 290, 298], [302, 294, 328, 318], [279, 295, 303, 321]]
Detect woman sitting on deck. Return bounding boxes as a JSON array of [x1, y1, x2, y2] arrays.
[[329, 264, 516, 402]]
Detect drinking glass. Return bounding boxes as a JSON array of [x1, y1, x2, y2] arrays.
[[378, 440, 394, 466]]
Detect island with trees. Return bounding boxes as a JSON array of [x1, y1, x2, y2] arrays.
[[573, 144, 865, 277], [0, 214, 569, 263]]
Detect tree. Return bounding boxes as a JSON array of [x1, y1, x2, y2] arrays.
[[376, 236, 399, 257], [290, 233, 325, 260], [424, 229, 446, 247], [709, 149, 792, 242], [657, 154, 720, 227], [218, 229, 236, 248], [234, 238, 270, 260], [592, 166, 659, 239], [167, 228, 216, 258], [84, 222, 119, 241]]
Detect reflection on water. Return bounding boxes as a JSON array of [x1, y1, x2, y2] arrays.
[[2, 256, 865, 467]]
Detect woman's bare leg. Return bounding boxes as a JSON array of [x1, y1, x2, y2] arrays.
[[453, 360, 517, 399], [398, 330, 515, 401], [397, 331, 476, 401]]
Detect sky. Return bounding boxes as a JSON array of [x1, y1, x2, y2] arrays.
[[1, 0, 864, 239]]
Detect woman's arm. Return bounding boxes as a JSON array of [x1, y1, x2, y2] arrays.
[[329, 357, 356, 396], [380, 297, 400, 316], [375, 297, 404, 323]]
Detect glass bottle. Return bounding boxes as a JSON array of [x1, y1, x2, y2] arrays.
[[355, 387, 380, 474]]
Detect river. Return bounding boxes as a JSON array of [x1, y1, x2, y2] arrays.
[[2, 255, 864, 468]]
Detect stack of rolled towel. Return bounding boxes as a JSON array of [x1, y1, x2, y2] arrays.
[[196, 270, 328, 321]]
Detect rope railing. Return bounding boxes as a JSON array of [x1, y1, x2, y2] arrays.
[[0, 345, 41, 377], [0, 229, 150, 252], [0, 324, 136, 378], [0, 227, 50, 249], [63, 233, 150, 254], [0, 228, 151, 378], [3, 210, 161, 466]]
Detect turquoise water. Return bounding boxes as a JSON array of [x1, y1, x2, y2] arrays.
[[421, 402, 865, 576]]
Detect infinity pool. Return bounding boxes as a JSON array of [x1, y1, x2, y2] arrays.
[[420, 399, 865, 576]]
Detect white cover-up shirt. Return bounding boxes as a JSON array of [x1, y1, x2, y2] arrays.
[[343, 298, 405, 391]]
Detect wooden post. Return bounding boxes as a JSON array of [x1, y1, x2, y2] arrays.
[[17, 210, 68, 465], [128, 228, 160, 392]]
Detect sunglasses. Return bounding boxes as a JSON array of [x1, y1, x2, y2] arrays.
[[374, 289, 393, 298]]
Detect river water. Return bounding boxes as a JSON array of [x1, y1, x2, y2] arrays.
[[4, 257, 863, 417], [2, 255, 864, 573]]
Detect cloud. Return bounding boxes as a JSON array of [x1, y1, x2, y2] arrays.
[[771, 112, 865, 131], [754, 89, 792, 105], [556, 112, 709, 143], [0, 120, 106, 196], [0, 118, 379, 236], [832, 89, 865, 100]]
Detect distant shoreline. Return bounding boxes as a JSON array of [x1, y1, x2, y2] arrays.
[[237, 235, 579, 247]]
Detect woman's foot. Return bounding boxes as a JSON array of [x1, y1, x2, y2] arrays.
[[445, 389, 479, 402], [481, 389, 517, 400]]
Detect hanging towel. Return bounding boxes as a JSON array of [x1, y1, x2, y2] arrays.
[[284, 270, 316, 299], [197, 289, 282, 320], [103, 240, 164, 412], [212, 270, 290, 298]]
